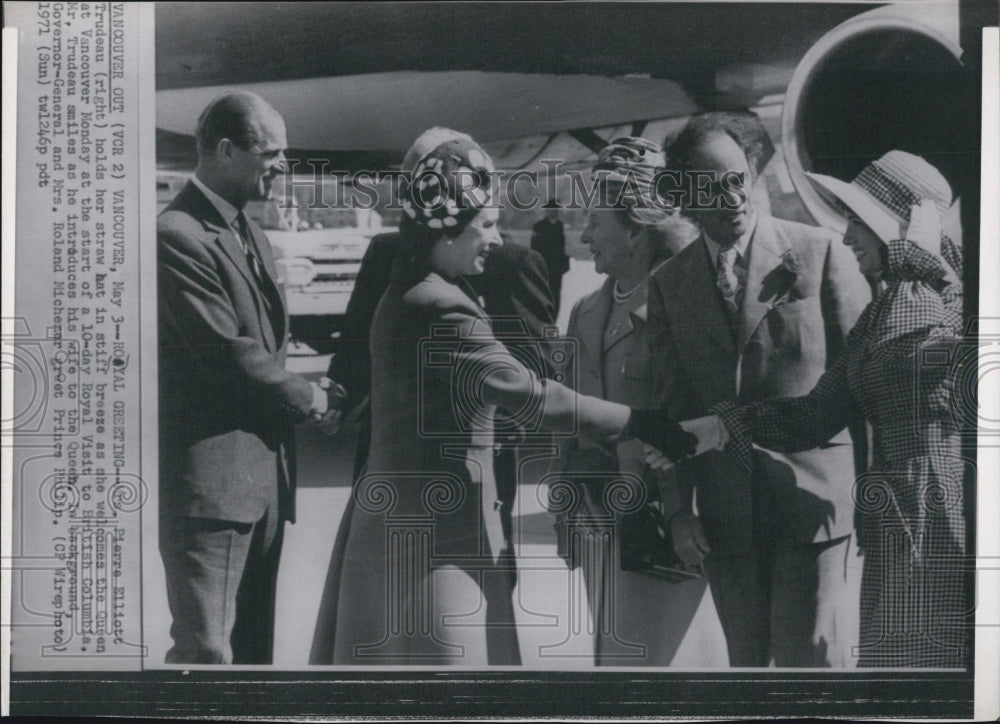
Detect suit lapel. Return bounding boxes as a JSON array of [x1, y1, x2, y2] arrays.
[[604, 276, 651, 353], [210, 221, 279, 352], [737, 214, 788, 353], [667, 238, 737, 359], [243, 219, 288, 345], [575, 278, 614, 376], [178, 182, 283, 352]]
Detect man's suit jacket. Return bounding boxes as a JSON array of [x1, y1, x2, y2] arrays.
[[158, 181, 313, 523], [531, 219, 570, 277], [648, 213, 870, 553]]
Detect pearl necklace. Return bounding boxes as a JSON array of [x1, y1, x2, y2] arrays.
[[613, 279, 641, 304]]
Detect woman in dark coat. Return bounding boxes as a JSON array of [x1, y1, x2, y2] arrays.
[[320, 135, 695, 665], [672, 151, 968, 667]]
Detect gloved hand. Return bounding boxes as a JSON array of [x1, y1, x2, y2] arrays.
[[904, 199, 943, 256], [625, 409, 698, 462], [902, 200, 958, 287]]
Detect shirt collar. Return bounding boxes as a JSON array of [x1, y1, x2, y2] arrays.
[[703, 209, 758, 270], [191, 175, 242, 230]]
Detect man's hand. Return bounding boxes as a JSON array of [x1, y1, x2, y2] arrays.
[[310, 376, 347, 424], [314, 408, 343, 437], [669, 510, 710, 567], [310, 382, 329, 418]]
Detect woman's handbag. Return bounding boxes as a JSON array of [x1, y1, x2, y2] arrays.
[[618, 503, 704, 582]]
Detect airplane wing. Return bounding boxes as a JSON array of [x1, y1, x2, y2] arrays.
[[154, 2, 872, 170]]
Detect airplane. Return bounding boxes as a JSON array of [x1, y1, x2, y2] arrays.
[[153, 1, 990, 351]]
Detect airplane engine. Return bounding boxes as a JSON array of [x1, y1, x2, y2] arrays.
[[781, 4, 976, 236]]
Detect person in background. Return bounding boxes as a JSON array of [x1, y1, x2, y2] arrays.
[[532, 200, 571, 315], [647, 110, 871, 667], [553, 136, 727, 665]]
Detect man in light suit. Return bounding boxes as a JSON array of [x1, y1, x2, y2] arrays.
[[158, 90, 334, 664], [649, 111, 871, 666]]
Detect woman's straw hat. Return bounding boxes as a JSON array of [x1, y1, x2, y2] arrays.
[[805, 150, 952, 243]]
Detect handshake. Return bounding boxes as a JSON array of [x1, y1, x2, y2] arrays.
[[309, 376, 349, 436], [625, 410, 729, 468]]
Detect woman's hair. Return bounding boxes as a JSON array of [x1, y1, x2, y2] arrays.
[[666, 110, 775, 184], [614, 203, 700, 260], [593, 137, 699, 259]]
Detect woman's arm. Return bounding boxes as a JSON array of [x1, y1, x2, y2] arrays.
[[437, 304, 693, 458]]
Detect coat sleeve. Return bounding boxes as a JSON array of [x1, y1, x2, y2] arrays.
[[884, 236, 965, 424], [645, 275, 701, 516], [437, 303, 632, 444], [712, 307, 872, 470], [158, 225, 314, 419]]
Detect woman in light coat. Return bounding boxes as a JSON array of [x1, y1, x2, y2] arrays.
[[553, 138, 728, 666]]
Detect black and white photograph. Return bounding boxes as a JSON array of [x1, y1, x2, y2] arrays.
[[3, 0, 999, 718]]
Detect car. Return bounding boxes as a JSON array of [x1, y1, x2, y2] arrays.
[[270, 226, 392, 355]]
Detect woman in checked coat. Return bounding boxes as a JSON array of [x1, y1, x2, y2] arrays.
[[684, 151, 968, 667]]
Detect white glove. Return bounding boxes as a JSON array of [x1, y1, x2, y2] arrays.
[[680, 415, 729, 454], [904, 199, 943, 257]]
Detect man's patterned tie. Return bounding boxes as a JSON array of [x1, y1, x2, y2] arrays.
[[716, 246, 744, 319]]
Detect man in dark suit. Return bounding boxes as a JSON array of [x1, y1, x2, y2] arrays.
[[649, 111, 871, 666], [531, 202, 570, 315], [158, 90, 334, 664]]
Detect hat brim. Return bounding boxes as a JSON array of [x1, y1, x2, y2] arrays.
[[804, 171, 903, 244]]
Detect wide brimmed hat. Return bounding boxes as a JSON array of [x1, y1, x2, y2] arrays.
[[805, 150, 952, 244]]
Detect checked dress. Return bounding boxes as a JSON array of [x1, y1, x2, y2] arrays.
[[714, 236, 968, 667]]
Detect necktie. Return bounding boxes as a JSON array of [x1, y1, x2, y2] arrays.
[[716, 246, 743, 318], [235, 212, 267, 291]]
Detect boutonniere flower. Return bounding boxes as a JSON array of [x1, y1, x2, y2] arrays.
[[780, 249, 801, 276], [759, 250, 801, 309]]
